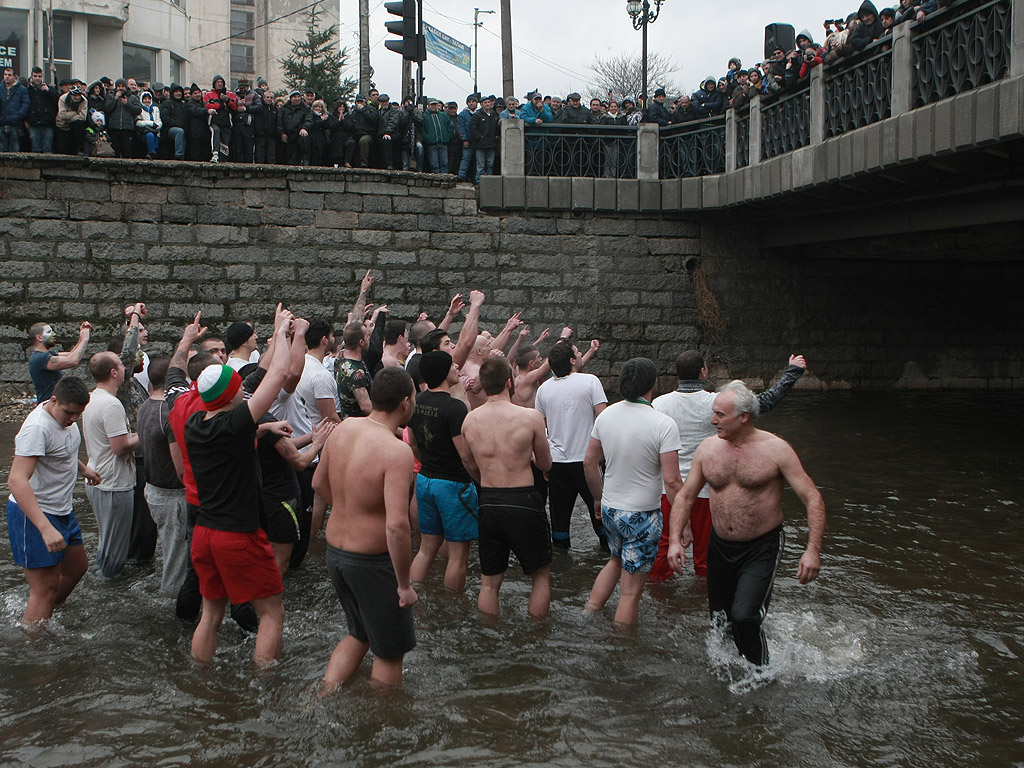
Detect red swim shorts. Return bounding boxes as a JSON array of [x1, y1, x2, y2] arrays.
[[191, 525, 283, 604]]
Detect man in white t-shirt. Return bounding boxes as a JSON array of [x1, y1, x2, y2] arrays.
[[534, 341, 607, 550], [584, 358, 681, 625], [82, 351, 139, 578], [6, 377, 101, 624], [224, 321, 260, 371]]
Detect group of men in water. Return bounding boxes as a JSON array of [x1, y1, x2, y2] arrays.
[[9, 279, 825, 687]]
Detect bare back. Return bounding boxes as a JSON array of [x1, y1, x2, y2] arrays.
[[319, 419, 414, 554], [699, 428, 791, 541], [461, 399, 549, 487]]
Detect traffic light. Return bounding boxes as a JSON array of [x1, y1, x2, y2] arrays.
[[384, 0, 426, 61]]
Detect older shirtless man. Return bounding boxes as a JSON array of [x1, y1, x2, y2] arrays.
[[461, 358, 553, 617], [667, 380, 825, 665], [314, 367, 418, 690]]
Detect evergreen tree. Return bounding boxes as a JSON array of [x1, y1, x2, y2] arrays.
[[279, 2, 356, 104]]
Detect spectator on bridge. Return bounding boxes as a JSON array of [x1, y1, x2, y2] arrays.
[[896, 0, 937, 23], [725, 58, 744, 93], [549, 95, 564, 120], [135, 92, 162, 159], [622, 97, 643, 126], [306, 99, 330, 167], [346, 94, 378, 169], [377, 94, 402, 170], [823, 14, 859, 64], [103, 78, 142, 158], [185, 84, 211, 162], [279, 90, 312, 166], [55, 85, 89, 156], [521, 92, 553, 124], [800, 45, 824, 79], [254, 90, 279, 165], [25, 67, 58, 154], [766, 47, 793, 93], [850, 0, 885, 51], [203, 75, 238, 163], [587, 98, 605, 123], [729, 71, 753, 110], [232, 78, 260, 164], [499, 97, 521, 120], [446, 101, 462, 174], [421, 98, 454, 174], [645, 88, 671, 125], [556, 92, 590, 124], [469, 95, 499, 184], [159, 84, 187, 160], [456, 94, 479, 182], [670, 95, 696, 123], [692, 77, 725, 118]]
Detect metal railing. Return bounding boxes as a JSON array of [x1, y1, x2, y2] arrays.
[[825, 43, 893, 137], [658, 117, 726, 178], [735, 110, 750, 168], [524, 124, 638, 179], [912, 0, 1011, 107], [761, 81, 811, 158]]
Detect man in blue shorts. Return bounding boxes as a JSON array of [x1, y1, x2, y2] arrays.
[[407, 351, 478, 592], [7, 377, 101, 624], [584, 358, 682, 626]]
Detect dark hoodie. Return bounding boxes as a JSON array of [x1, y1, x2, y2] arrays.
[[850, 0, 884, 51], [161, 83, 188, 132], [692, 77, 725, 118]]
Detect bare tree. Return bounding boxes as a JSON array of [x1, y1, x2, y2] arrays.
[[587, 51, 683, 102]]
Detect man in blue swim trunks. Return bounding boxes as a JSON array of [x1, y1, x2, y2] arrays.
[[584, 358, 682, 626], [7, 376, 102, 624]]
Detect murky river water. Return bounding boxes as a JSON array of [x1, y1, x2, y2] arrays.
[[0, 391, 1021, 767]]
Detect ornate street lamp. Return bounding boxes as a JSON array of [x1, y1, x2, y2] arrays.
[[626, 0, 664, 111]]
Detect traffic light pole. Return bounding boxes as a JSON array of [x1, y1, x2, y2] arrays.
[[416, 0, 424, 103]]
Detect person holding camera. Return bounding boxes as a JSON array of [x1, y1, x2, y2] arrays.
[[103, 78, 141, 158]]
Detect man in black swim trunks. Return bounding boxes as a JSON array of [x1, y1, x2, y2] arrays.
[[460, 358, 553, 617], [667, 380, 826, 665]]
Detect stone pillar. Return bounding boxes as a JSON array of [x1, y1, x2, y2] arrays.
[[501, 119, 525, 176], [1012, 0, 1024, 76], [725, 108, 737, 172], [637, 123, 659, 180], [748, 94, 762, 166], [890, 23, 914, 116], [809, 64, 826, 143]]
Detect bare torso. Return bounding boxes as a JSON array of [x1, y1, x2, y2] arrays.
[[511, 372, 542, 408], [460, 358, 487, 410], [701, 429, 788, 541], [461, 399, 545, 487]]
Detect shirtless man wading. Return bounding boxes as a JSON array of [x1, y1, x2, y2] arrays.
[[667, 380, 825, 665], [460, 358, 553, 617]]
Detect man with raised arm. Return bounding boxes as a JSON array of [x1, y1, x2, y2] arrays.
[[458, 311, 523, 410], [315, 368, 418, 690], [460, 357, 553, 616], [185, 304, 298, 666], [28, 320, 93, 403], [6, 377, 101, 624], [667, 380, 825, 666]]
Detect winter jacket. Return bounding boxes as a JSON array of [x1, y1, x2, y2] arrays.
[[136, 101, 162, 133], [520, 102, 553, 124], [203, 76, 238, 127], [645, 99, 671, 126], [325, 112, 350, 156], [160, 93, 188, 132], [420, 108, 454, 145], [850, 1, 884, 51], [26, 83, 59, 127], [1, 80, 31, 127], [55, 92, 89, 130], [377, 103, 403, 138], [254, 102, 279, 137], [87, 82, 106, 116], [457, 107, 475, 142], [554, 103, 591, 124], [103, 80, 142, 130], [279, 102, 311, 138], [692, 79, 725, 118], [669, 104, 696, 123], [469, 108, 500, 150], [600, 112, 628, 126], [348, 103, 379, 136], [185, 97, 211, 139]]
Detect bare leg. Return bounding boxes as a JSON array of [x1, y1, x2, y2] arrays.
[[528, 565, 551, 618], [443, 540, 470, 592], [251, 593, 284, 665], [192, 597, 228, 662], [613, 569, 649, 626], [408, 492, 418, 533], [23, 565, 61, 625], [271, 542, 294, 577], [310, 493, 328, 540], [410, 533, 443, 583], [55, 546, 88, 607], [322, 635, 370, 694], [478, 572, 504, 615], [370, 656, 405, 687], [586, 557, 622, 612]]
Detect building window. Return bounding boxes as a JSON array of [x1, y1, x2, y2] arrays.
[[231, 10, 254, 40], [123, 44, 157, 84], [170, 56, 182, 86], [230, 44, 253, 75], [42, 14, 73, 83], [0, 9, 29, 76], [233, 0, 255, 6]]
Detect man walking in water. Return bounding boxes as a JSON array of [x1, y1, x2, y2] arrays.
[[667, 381, 825, 665], [315, 367, 418, 690], [460, 357, 553, 617]]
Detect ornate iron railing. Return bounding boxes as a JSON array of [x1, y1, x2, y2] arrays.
[[912, 0, 1011, 107], [735, 110, 750, 169], [825, 43, 892, 137], [760, 83, 811, 159], [659, 117, 726, 178], [523, 124, 638, 178]]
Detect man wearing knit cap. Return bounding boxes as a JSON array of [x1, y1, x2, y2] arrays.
[[185, 304, 300, 665], [225, 321, 259, 371], [407, 351, 478, 591], [584, 358, 682, 625]]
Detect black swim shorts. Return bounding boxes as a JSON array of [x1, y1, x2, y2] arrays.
[[478, 486, 552, 576], [262, 496, 301, 544]]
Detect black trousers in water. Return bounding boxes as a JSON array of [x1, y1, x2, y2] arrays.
[[547, 461, 604, 549], [127, 455, 157, 561], [287, 464, 316, 570], [707, 525, 785, 666]]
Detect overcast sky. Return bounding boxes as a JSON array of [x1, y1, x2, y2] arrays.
[[337, 0, 838, 100]]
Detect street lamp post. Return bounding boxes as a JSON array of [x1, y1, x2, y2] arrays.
[[474, 7, 495, 95], [626, 0, 664, 111]]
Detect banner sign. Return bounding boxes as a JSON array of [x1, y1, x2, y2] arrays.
[[0, 37, 20, 72], [423, 21, 471, 73]]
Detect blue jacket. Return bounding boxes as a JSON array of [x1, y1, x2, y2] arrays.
[[692, 80, 725, 118], [645, 99, 671, 126], [1, 81, 30, 127], [457, 107, 475, 142], [520, 102, 553, 124]]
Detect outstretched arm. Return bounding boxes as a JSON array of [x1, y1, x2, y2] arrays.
[[351, 269, 373, 323], [47, 322, 93, 371], [577, 339, 600, 371], [756, 354, 807, 414], [438, 293, 465, 332], [453, 290, 484, 368], [246, 305, 294, 422], [492, 312, 522, 354]]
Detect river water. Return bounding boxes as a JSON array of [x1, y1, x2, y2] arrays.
[[0, 391, 1021, 767]]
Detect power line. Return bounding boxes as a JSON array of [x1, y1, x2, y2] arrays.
[[191, 1, 323, 52], [477, 26, 589, 83]]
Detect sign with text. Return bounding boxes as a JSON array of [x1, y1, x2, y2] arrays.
[[423, 21, 470, 73], [0, 35, 20, 72]]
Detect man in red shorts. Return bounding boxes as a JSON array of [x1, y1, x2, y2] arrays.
[[185, 304, 300, 665]]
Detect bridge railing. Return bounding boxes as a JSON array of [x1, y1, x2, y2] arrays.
[[502, 0, 1021, 181]]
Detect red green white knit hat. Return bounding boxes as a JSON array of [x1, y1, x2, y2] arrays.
[[197, 364, 242, 410]]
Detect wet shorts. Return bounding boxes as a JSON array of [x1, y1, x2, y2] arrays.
[[262, 496, 301, 544], [191, 525, 283, 604], [327, 545, 416, 659], [478, 486, 552, 576], [416, 474, 478, 542], [602, 506, 662, 574], [7, 498, 83, 569]]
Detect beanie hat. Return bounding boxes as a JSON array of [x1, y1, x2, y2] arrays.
[[197, 365, 242, 410], [619, 357, 658, 401], [420, 351, 454, 389], [225, 321, 255, 351]]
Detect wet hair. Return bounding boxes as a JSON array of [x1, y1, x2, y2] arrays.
[[422, 328, 450, 353], [479, 357, 513, 395], [305, 317, 333, 350], [619, 357, 657, 401], [717, 380, 760, 420], [384, 320, 407, 345], [515, 343, 540, 370], [343, 321, 365, 350], [28, 322, 47, 340], [88, 351, 120, 383], [408, 319, 435, 349], [147, 356, 170, 389], [370, 367, 414, 412], [188, 351, 217, 381], [675, 350, 705, 380], [53, 376, 89, 407], [547, 341, 575, 377]]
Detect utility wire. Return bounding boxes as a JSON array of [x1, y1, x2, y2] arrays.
[[191, 1, 322, 51]]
